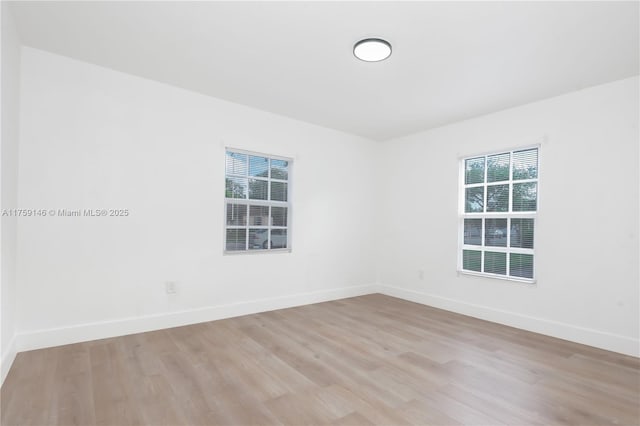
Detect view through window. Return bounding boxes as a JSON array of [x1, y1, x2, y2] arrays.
[[459, 147, 538, 281], [225, 149, 291, 252]]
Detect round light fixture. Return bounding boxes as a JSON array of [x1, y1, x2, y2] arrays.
[[353, 38, 392, 62]]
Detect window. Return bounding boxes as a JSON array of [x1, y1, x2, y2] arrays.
[[459, 147, 538, 282], [224, 149, 291, 253]]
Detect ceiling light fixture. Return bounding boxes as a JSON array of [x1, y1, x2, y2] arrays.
[[353, 38, 392, 62]]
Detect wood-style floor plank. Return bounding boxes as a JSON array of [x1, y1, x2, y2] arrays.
[[2, 294, 639, 425]]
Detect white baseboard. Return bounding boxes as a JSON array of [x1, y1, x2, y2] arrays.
[[378, 284, 639, 358], [14, 284, 377, 355], [1, 334, 17, 385]]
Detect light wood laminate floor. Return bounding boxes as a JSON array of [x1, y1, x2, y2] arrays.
[[2, 294, 639, 425]]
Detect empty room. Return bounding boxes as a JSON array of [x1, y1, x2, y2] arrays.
[[1, 1, 639, 425]]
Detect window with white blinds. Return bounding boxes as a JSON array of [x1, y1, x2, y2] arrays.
[[224, 149, 291, 253], [459, 147, 538, 281]]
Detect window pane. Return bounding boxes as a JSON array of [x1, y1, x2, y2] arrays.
[[271, 206, 288, 227], [487, 152, 510, 182], [485, 218, 508, 247], [225, 177, 247, 199], [464, 219, 482, 245], [249, 156, 269, 177], [513, 182, 537, 211], [249, 228, 269, 250], [487, 184, 509, 212], [225, 150, 292, 254], [510, 218, 534, 249], [248, 179, 268, 200], [226, 204, 247, 226], [226, 151, 248, 175], [463, 250, 482, 272], [513, 149, 538, 180], [271, 182, 288, 201], [510, 253, 534, 279], [249, 205, 269, 226], [271, 159, 289, 180], [270, 229, 288, 249], [465, 187, 484, 213], [484, 251, 507, 275], [465, 157, 485, 184], [226, 229, 246, 251]]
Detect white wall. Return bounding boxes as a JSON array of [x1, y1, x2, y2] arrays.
[[1, 3, 21, 383], [377, 76, 640, 356], [15, 48, 377, 351]]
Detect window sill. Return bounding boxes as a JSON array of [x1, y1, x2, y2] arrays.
[[224, 248, 292, 256], [457, 269, 536, 285]]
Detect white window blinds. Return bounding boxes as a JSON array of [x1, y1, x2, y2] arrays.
[[225, 149, 292, 252], [459, 147, 538, 281]]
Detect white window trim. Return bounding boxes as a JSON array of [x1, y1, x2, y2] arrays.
[[223, 147, 293, 255], [457, 144, 540, 284]]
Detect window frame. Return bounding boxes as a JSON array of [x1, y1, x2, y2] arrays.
[[223, 147, 293, 255], [457, 145, 540, 283]]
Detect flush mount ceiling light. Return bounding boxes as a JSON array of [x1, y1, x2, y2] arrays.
[[353, 38, 392, 62]]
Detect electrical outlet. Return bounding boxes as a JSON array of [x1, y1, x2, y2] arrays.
[[165, 281, 177, 294], [418, 270, 424, 280]]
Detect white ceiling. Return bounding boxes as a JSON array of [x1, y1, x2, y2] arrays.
[[9, 1, 639, 141]]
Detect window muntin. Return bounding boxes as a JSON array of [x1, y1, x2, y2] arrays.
[[459, 147, 538, 282], [224, 149, 291, 253]]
